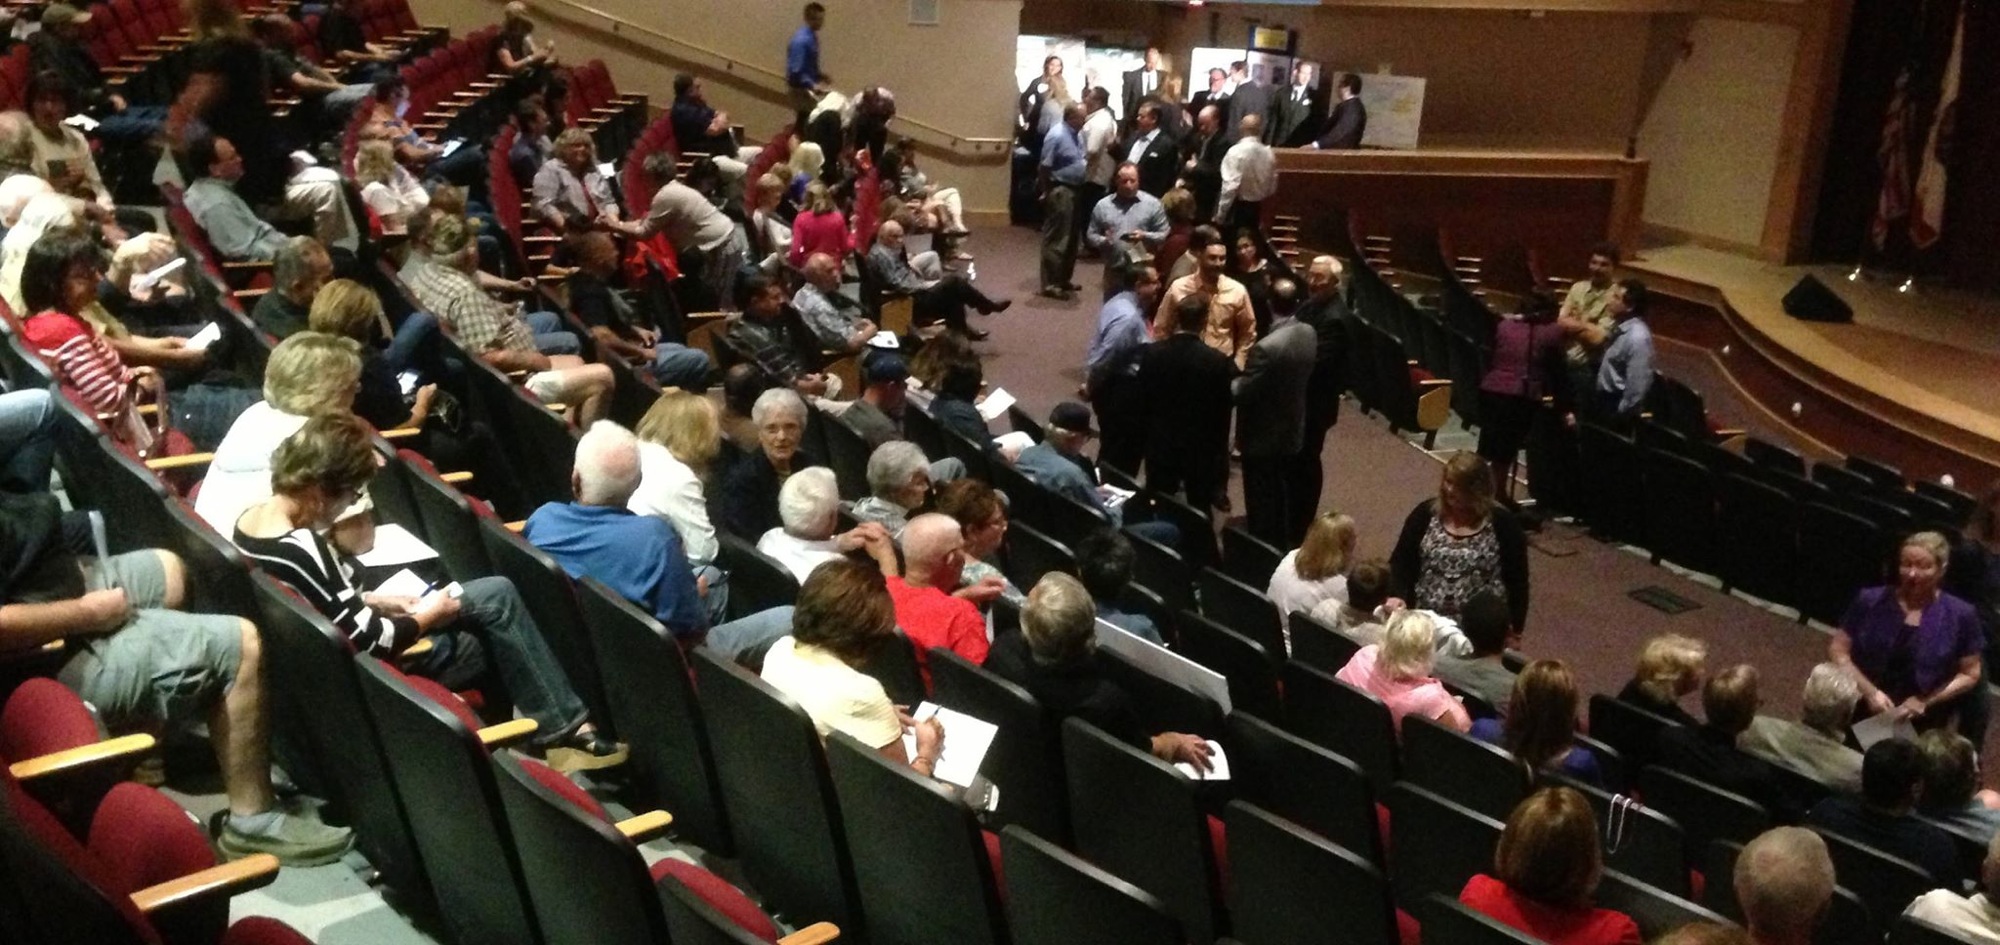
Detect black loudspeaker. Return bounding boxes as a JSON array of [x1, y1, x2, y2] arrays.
[[1781, 275, 1854, 323]]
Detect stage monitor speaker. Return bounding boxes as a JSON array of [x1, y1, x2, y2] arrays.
[[1782, 275, 1854, 324]]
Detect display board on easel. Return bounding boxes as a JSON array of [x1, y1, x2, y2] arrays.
[[1346, 71, 1426, 150]]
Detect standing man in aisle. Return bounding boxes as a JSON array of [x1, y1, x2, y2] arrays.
[[1234, 278, 1317, 545], [1289, 255, 1349, 542], [1313, 73, 1367, 150], [1085, 163, 1168, 299], [1122, 47, 1169, 134], [1567, 279, 1655, 428], [1272, 61, 1323, 148], [1078, 87, 1120, 258], [1038, 104, 1088, 301], [1084, 264, 1160, 476], [1123, 101, 1178, 198], [1140, 294, 1235, 512], [1215, 114, 1277, 247], [786, 3, 830, 134]]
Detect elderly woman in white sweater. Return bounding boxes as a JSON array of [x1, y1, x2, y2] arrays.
[[629, 389, 729, 620]]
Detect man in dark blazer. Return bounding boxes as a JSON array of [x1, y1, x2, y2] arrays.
[[1288, 255, 1349, 543], [1121, 47, 1169, 134], [1140, 293, 1235, 512], [1189, 67, 1230, 117], [1225, 62, 1274, 143], [1271, 62, 1323, 148], [1122, 101, 1179, 198], [1233, 278, 1318, 545], [1181, 105, 1229, 221], [1314, 73, 1367, 149]]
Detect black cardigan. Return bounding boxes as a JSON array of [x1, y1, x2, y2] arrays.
[[1388, 498, 1531, 631]]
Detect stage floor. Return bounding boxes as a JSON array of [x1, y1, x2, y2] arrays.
[[1626, 243, 2000, 466]]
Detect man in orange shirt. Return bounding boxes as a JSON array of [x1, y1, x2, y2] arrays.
[[885, 513, 990, 688], [1152, 225, 1255, 368]]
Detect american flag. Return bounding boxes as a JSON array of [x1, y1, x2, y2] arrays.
[[1870, 70, 1913, 251], [1910, 0, 1964, 249]]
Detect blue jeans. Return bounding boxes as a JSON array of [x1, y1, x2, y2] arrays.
[[695, 564, 730, 625], [0, 388, 57, 493], [384, 310, 441, 375], [649, 344, 713, 390], [94, 106, 166, 144], [703, 606, 794, 660], [408, 576, 590, 746], [1126, 520, 1180, 549], [524, 310, 581, 355]]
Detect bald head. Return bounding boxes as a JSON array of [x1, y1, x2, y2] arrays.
[[1197, 105, 1220, 134], [875, 220, 905, 249], [1735, 828, 1834, 945], [1238, 114, 1263, 138], [804, 252, 840, 289], [902, 513, 967, 589]]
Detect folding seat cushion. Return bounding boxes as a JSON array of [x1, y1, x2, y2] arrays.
[[221, 917, 315, 945], [0, 678, 102, 760]]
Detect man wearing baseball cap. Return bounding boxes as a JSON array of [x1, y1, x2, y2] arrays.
[[1013, 402, 1177, 546]]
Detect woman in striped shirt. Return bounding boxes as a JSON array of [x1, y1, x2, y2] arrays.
[[233, 413, 627, 773], [16, 231, 166, 452]]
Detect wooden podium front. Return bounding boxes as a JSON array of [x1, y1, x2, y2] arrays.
[[1272, 148, 1648, 279]]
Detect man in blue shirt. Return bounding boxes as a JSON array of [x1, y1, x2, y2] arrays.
[[1083, 265, 1161, 474], [1038, 104, 1088, 300], [524, 422, 792, 657], [1086, 163, 1169, 300], [1584, 278, 1655, 426], [786, 3, 830, 131], [1014, 402, 1179, 547]]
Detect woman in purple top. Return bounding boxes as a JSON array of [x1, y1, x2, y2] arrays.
[[1830, 531, 1986, 739], [1476, 292, 1566, 492]]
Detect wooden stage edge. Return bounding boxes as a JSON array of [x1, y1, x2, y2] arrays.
[[1626, 244, 2000, 486]]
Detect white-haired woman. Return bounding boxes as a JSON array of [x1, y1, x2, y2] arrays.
[[757, 466, 898, 583], [710, 388, 816, 540], [354, 139, 428, 236], [195, 332, 363, 531], [1335, 609, 1471, 734]]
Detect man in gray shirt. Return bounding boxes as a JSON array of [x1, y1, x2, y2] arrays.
[[1086, 162, 1168, 299], [1739, 662, 1864, 794], [793, 252, 873, 352], [1434, 591, 1521, 716]]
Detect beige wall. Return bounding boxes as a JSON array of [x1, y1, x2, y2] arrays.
[[408, 0, 1024, 210], [1635, 16, 1798, 251]]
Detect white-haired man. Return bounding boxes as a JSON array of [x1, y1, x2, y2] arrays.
[[1907, 830, 2000, 943], [757, 466, 898, 582], [844, 439, 931, 540], [1736, 827, 1836, 945], [526, 422, 791, 655], [1739, 662, 1865, 794]]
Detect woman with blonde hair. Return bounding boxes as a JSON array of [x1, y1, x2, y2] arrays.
[[0, 191, 83, 313], [354, 140, 429, 236], [1267, 510, 1358, 647], [1335, 609, 1471, 734], [1619, 632, 1707, 725], [1474, 660, 1604, 785], [494, 0, 556, 90], [195, 332, 364, 532], [788, 180, 850, 269], [1391, 450, 1531, 630], [1460, 787, 1642, 945], [749, 172, 793, 274], [631, 389, 729, 620], [1831, 529, 1986, 738]]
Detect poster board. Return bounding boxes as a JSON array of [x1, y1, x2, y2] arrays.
[[1185, 46, 1241, 101], [1350, 72, 1426, 150], [1016, 36, 1087, 114], [1083, 47, 1147, 121]]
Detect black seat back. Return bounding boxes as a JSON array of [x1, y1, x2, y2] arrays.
[[1594, 868, 1732, 940], [1797, 501, 1889, 625], [1219, 526, 1283, 589], [1578, 423, 1644, 544], [1744, 436, 1805, 476], [1062, 718, 1221, 944], [477, 517, 615, 736], [1002, 521, 1076, 589], [1124, 528, 1194, 615], [825, 732, 1007, 945], [1175, 610, 1281, 720], [1816, 828, 1939, 931], [1544, 773, 1687, 896], [1386, 783, 1504, 912], [1587, 694, 1682, 772], [1637, 765, 1771, 865], [575, 577, 732, 854], [250, 572, 430, 903], [354, 657, 538, 945], [1196, 567, 1286, 658], [1641, 447, 1718, 575], [1289, 610, 1361, 674], [1716, 472, 1799, 608], [1228, 712, 1383, 864], [901, 403, 948, 461], [1402, 714, 1530, 821], [1705, 839, 1876, 945], [690, 647, 862, 933], [491, 753, 669, 945], [1146, 490, 1218, 569], [857, 629, 926, 708], [1420, 893, 1545, 945], [1226, 800, 1397, 945], [928, 648, 1068, 844], [1096, 646, 1227, 740], [821, 415, 872, 501], [715, 531, 801, 620], [998, 825, 1182, 945], [1281, 661, 1400, 794], [405, 457, 497, 582], [1891, 915, 1988, 945]]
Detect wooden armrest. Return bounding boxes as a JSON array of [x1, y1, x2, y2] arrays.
[[485, 73, 513, 81], [504, 520, 526, 533], [1416, 378, 1452, 388], [615, 809, 673, 843], [588, 106, 621, 116], [439, 470, 474, 485], [521, 234, 560, 245], [413, 123, 447, 133], [477, 717, 538, 748], [468, 81, 501, 90], [400, 636, 436, 659], [380, 427, 421, 440], [220, 260, 272, 272], [505, 370, 529, 381], [609, 96, 644, 106], [779, 922, 842, 945], [130, 854, 279, 914], [232, 288, 271, 301], [145, 452, 216, 471], [102, 65, 147, 75], [8, 734, 156, 782], [1711, 427, 1746, 439]]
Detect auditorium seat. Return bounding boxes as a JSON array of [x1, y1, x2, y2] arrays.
[[1228, 712, 1384, 866], [575, 577, 733, 854], [1891, 914, 1988, 945], [824, 731, 1007, 945], [716, 531, 802, 620], [1226, 799, 1399, 945], [477, 517, 617, 735], [1175, 610, 1281, 720], [1705, 839, 1877, 945], [1123, 528, 1194, 615], [928, 648, 1069, 846], [1063, 718, 1226, 944], [1401, 714, 1530, 821], [1743, 436, 1806, 477], [1636, 766, 1771, 867], [855, 630, 926, 708], [404, 451, 501, 582], [1586, 694, 1682, 774], [900, 403, 948, 461], [820, 414, 872, 501], [1002, 521, 1076, 590], [998, 825, 1183, 945], [1146, 490, 1220, 570], [691, 648, 864, 933], [1386, 783, 1503, 913], [1716, 472, 1800, 607], [1813, 827, 1941, 931], [1544, 773, 1686, 895], [1842, 454, 1906, 493], [1, 679, 155, 830], [1577, 422, 1644, 546], [1029, 488, 1112, 550], [1196, 567, 1286, 659], [1097, 645, 1226, 740], [1281, 661, 1399, 795], [1796, 501, 1889, 626], [1219, 526, 1283, 589], [1289, 610, 1362, 674], [1641, 447, 1719, 576], [1420, 892, 1543, 945], [353, 657, 541, 945], [1912, 480, 1976, 522], [1592, 868, 1734, 940]]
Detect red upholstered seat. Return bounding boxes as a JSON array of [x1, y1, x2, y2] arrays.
[[982, 828, 1007, 903], [87, 782, 216, 900], [221, 916, 316, 945], [650, 858, 779, 943], [1396, 907, 1423, 945], [1206, 813, 1231, 900], [0, 678, 103, 761]]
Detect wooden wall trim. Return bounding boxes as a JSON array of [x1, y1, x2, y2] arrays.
[[1758, 0, 1852, 262]]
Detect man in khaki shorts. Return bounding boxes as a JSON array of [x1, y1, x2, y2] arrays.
[[0, 491, 351, 865]]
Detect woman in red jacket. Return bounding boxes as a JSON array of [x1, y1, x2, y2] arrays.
[[1460, 787, 1642, 945], [16, 232, 165, 452]]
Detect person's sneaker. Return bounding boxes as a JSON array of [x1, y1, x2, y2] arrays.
[[1038, 286, 1069, 300], [216, 811, 354, 867], [545, 732, 630, 774], [131, 754, 166, 788]]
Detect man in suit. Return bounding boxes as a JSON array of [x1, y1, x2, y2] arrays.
[[1121, 101, 1178, 198], [1225, 62, 1274, 143], [1189, 67, 1230, 117], [1140, 293, 1235, 512], [1182, 105, 1228, 221], [1314, 73, 1367, 149], [1121, 47, 1168, 134], [1233, 278, 1317, 545], [1271, 62, 1323, 148], [1288, 255, 1349, 543]]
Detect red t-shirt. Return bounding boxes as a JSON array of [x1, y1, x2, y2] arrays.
[[886, 576, 989, 688], [1459, 875, 1642, 945]]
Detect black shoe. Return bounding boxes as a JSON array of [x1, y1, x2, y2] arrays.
[[984, 299, 1013, 315], [1063, 282, 1084, 291], [964, 327, 991, 340]]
